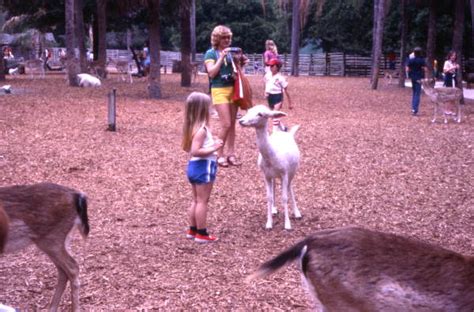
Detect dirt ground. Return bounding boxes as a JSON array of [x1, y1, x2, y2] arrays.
[[0, 72, 473, 310]]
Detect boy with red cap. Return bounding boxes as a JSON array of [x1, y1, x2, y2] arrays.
[[264, 58, 293, 131]]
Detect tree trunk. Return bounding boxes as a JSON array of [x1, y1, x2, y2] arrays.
[[426, 0, 436, 79], [148, 0, 162, 99], [290, 0, 300, 77], [471, 0, 474, 56], [191, 0, 196, 62], [398, 0, 408, 87], [452, 0, 464, 90], [75, 0, 87, 73], [451, 0, 465, 103], [96, 0, 107, 78], [370, 0, 386, 90], [0, 57, 5, 81], [180, 0, 192, 87], [65, 0, 79, 86]]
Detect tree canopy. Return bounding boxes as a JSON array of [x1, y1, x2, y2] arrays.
[[1, 0, 472, 58]]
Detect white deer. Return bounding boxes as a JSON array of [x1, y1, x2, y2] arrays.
[[77, 73, 102, 87], [247, 226, 474, 311], [421, 78, 463, 123], [239, 105, 302, 230], [0, 182, 90, 312]]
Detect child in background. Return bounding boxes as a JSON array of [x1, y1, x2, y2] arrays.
[[264, 58, 293, 131], [182, 92, 223, 243]]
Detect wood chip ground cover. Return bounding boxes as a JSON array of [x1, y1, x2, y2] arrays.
[[0, 73, 473, 310]]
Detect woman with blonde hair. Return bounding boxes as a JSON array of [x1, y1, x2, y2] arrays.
[[204, 25, 242, 167], [182, 92, 223, 243]]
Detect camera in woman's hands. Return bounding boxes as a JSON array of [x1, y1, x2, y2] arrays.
[[220, 73, 234, 83], [229, 47, 242, 53]]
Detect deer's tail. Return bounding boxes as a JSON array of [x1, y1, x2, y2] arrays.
[[289, 124, 301, 137], [246, 238, 309, 282], [74, 192, 90, 238]]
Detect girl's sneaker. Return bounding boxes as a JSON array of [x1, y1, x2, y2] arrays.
[[186, 229, 197, 239], [194, 233, 219, 243]]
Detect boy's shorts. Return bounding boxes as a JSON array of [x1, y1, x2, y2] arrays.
[[211, 86, 235, 105], [267, 93, 283, 109], [187, 159, 217, 184]]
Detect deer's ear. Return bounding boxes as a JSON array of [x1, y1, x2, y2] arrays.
[[272, 111, 287, 118]]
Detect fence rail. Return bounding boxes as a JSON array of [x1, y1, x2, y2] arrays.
[[37, 48, 474, 78]]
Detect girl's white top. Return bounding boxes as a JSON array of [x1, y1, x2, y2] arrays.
[[190, 126, 217, 161], [443, 60, 457, 73], [264, 72, 288, 94]]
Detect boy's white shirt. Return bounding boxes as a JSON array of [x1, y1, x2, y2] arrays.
[[264, 72, 288, 94]]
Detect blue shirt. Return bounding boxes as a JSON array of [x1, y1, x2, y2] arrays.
[[407, 57, 426, 80]]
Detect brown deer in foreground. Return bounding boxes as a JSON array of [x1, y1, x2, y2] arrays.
[[247, 227, 474, 311], [0, 204, 8, 253], [0, 182, 90, 312], [421, 78, 463, 124]]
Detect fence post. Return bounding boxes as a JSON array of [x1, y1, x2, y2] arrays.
[[343, 52, 346, 76], [107, 88, 116, 132], [325, 52, 329, 76]]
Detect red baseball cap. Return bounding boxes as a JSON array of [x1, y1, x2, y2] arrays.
[[267, 58, 282, 66]]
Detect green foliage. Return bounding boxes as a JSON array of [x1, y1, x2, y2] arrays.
[[307, 0, 373, 54], [0, 0, 472, 56], [195, 0, 275, 53]]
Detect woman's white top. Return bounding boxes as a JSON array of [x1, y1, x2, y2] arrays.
[[264, 72, 288, 94], [443, 60, 457, 73], [190, 126, 217, 161]]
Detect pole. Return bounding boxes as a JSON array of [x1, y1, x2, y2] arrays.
[[107, 88, 116, 131]]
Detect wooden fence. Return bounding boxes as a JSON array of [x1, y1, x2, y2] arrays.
[[180, 52, 401, 77], [43, 48, 473, 78]]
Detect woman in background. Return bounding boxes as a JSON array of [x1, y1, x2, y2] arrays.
[[443, 51, 459, 88], [263, 40, 278, 74]]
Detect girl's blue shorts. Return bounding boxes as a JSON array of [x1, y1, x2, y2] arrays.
[[187, 159, 217, 184], [267, 93, 283, 109]]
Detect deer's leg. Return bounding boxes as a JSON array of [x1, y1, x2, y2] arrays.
[[264, 176, 274, 229], [432, 102, 437, 123], [456, 100, 461, 123], [443, 101, 449, 124], [36, 240, 80, 312], [271, 179, 277, 215], [281, 175, 291, 230], [289, 184, 302, 219], [49, 266, 69, 312]]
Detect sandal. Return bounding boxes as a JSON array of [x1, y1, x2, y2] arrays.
[[227, 155, 242, 166], [217, 156, 229, 167]]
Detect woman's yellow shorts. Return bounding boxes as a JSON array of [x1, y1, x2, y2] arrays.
[[211, 86, 236, 105]]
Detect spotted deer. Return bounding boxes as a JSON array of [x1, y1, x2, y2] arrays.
[[0, 182, 90, 312], [24, 59, 45, 78], [108, 58, 133, 83], [247, 227, 474, 311], [421, 78, 463, 123]]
